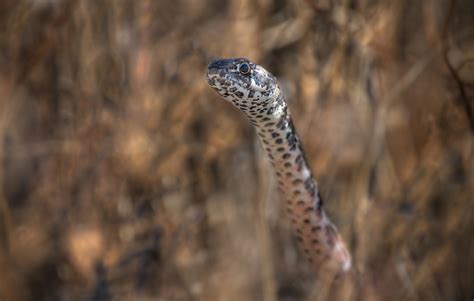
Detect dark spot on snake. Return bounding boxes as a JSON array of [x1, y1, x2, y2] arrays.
[[282, 153, 291, 159], [275, 138, 283, 144], [295, 154, 302, 164], [276, 117, 286, 129], [292, 179, 303, 185], [317, 191, 324, 210], [279, 120, 288, 130]]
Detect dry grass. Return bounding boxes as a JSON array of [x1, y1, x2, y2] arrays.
[[0, 0, 473, 300]]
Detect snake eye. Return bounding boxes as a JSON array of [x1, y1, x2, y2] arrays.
[[239, 63, 251, 75]]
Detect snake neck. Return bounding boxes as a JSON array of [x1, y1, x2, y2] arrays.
[[249, 91, 320, 207], [250, 91, 351, 274]]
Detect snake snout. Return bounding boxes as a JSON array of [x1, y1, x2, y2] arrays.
[[207, 58, 223, 70], [207, 58, 236, 72]]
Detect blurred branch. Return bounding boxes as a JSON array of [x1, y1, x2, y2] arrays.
[[11, 1, 77, 83], [368, 52, 434, 183], [0, 77, 29, 301], [383, 54, 435, 105], [444, 57, 474, 132], [441, 0, 474, 132], [253, 140, 277, 301], [443, 47, 474, 132], [0, 80, 10, 254], [262, 15, 312, 51]]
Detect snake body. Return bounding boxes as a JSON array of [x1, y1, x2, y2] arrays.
[[206, 58, 351, 274]]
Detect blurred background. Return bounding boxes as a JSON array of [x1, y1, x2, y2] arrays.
[[0, 0, 473, 300]]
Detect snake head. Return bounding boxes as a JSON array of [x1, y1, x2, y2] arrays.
[[206, 57, 280, 108]]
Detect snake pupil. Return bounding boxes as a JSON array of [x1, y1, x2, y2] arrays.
[[239, 63, 250, 75]]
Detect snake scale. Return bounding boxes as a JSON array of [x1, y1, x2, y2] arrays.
[[206, 57, 351, 275]]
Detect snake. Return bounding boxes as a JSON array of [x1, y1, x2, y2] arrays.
[[206, 57, 351, 275]]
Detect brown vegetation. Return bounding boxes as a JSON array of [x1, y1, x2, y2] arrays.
[[0, 0, 473, 300]]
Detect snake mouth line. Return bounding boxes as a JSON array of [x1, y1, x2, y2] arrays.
[[205, 69, 220, 77]]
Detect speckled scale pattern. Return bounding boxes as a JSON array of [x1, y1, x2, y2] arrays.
[[206, 58, 351, 274]]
